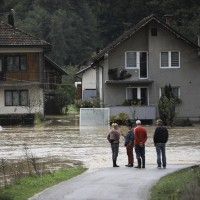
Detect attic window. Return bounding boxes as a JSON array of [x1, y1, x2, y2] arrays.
[[151, 28, 157, 36]]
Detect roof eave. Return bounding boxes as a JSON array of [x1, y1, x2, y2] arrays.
[[44, 56, 68, 75]]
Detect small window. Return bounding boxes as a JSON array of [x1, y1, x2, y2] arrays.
[[160, 51, 180, 68], [5, 90, 28, 106], [83, 89, 96, 100], [151, 28, 157, 36], [161, 52, 169, 67], [160, 87, 180, 98], [126, 52, 136, 67], [171, 52, 179, 67], [6, 55, 27, 71], [7, 56, 20, 71]]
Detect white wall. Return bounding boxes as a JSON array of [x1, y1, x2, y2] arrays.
[[0, 85, 44, 115], [82, 68, 96, 90]]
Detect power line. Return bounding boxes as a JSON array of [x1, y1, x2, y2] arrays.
[[0, 76, 75, 86]]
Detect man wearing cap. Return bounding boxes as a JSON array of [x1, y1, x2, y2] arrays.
[[134, 120, 147, 168], [107, 123, 120, 167]]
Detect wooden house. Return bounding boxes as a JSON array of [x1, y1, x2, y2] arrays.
[[0, 12, 67, 125]]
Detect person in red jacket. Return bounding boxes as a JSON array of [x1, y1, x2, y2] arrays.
[[134, 120, 147, 168]]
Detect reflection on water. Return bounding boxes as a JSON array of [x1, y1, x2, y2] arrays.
[[0, 118, 200, 169]]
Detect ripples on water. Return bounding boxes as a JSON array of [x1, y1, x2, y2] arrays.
[[0, 119, 200, 169]]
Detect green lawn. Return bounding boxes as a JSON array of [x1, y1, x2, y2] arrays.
[[0, 166, 87, 200], [150, 165, 200, 200]]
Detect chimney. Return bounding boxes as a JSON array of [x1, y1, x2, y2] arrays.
[[164, 14, 173, 26], [8, 9, 15, 26]]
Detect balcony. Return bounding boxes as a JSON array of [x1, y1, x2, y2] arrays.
[[106, 68, 154, 84], [109, 105, 156, 121]]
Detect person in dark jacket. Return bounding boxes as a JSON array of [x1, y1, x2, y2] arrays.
[[107, 123, 120, 167], [122, 123, 134, 167], [153, 119, 169, 169]]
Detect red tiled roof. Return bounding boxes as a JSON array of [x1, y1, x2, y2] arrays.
[[0, 21, 51, 49]]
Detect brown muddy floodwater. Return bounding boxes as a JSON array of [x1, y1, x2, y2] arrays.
[[0, 118, 200, 172]]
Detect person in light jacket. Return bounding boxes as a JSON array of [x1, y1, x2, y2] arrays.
[[107, 123, 120, 167]]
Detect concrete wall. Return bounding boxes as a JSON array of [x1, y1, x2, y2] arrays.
[[109, 106, 156, 120]]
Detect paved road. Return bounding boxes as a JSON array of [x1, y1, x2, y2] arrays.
[[29, 164, 190, 200]]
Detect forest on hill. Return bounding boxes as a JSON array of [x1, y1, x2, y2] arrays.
[[0, 0, 200, 68]]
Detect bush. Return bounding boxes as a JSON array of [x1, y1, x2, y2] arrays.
[[110, 115, 117, 124], [118, 112, 129, 124], [109, 112, 129, 125], [75, 97, 101, 109]]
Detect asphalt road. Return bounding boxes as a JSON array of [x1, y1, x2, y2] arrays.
[[29, 164, 191, 200]]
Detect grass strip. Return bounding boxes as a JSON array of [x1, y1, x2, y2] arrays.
[[150, 165, 200, 200], [0, 166, 87, 200]]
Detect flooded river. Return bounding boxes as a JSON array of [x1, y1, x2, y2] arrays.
[[0, 118, 200, 171]]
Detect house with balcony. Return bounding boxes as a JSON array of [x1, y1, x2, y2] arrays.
[[77, 14, 200, 123], [0, 13, 67, 125]]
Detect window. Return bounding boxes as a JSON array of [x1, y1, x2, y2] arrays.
[[160, 87, 180, 98], [126, 52, 137, 68], [83, 89, 96, 100], [126, 87, 148, 105], [160, 51, 180, 68], [6, 55, 27, 71], [151, 28, 157, 36], [5, 90, 28, 106], [125, 51, 147, 78]]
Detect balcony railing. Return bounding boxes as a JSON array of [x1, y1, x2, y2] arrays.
[[109, 106, 156, 120]]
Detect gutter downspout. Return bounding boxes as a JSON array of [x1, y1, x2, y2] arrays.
[[97, 64, 104, 107], [96, 62, 100, 98]]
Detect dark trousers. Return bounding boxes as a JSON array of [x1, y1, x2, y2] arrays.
[[135, 144, 145, 160], [135, 144, 145, 168], [111, 143, 119, 160], [126, 144, 134, 165]]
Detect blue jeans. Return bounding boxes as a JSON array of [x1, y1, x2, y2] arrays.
[[156, 143, 166, 167], [111, 143, 119, 160]]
